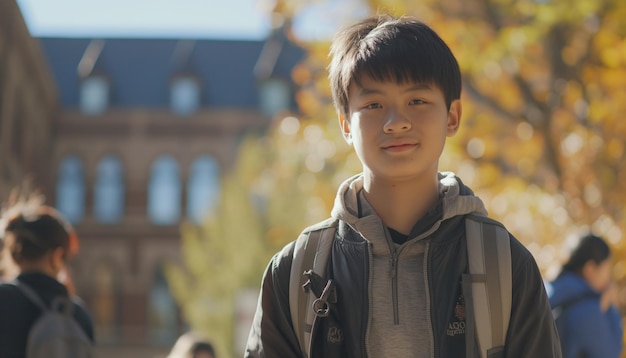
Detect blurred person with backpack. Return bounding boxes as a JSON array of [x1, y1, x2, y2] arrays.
[[546, 234, 623, 358], [0, 193, 94, 357]]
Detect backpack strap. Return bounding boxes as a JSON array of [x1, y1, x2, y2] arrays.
[[14, 279, 75, 317], [465, 216, 512, 358], [288, 216, 512, 357], [289, 219, 337, 358], [13, 280, 49, 312]]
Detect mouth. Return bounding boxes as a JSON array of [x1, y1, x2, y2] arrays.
[[382, 140, 418, 152]]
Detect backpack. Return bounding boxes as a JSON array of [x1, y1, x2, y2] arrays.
[[14, 280, 93, 358], [288, 215, 512, 358]]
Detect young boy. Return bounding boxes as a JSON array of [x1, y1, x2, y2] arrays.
[[245, 14, 561, 357]]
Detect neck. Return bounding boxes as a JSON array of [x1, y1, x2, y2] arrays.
[[17, 256, 59, 279], [363, 173, 440, 235]]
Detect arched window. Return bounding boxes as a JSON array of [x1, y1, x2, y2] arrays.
[[147, 265, 179, 346], [56, 155, 85, 224], [170, 77, 200, 116], [187, 156, 220, 224], [148, 155, 181, 225], [94, 155, 124, 223]]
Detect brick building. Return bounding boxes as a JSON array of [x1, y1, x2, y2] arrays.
[[1, 1, 304, 356]]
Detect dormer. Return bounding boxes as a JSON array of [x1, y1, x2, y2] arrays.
[[80, 75, 109, 115], [77, 39, 110, 115], [258, 77, 290, 117], [254, 21, 299, 118], [170, 75, 200, 116], [169, 40, 201, 116]]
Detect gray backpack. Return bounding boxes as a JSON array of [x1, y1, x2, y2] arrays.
[[15, 280, 93, 358], [289, 215, 512, 358]]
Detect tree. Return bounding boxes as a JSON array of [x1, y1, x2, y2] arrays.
[[373, 0, 626, 280], [164, 126, 354, 355]]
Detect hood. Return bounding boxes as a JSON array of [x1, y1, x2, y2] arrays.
[[330, 171, 488, 230], [546, 271, 599, 308]]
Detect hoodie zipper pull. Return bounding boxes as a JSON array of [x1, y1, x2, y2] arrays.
[[313, 279, 335, 318]]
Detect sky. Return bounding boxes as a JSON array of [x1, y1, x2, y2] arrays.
[[17, 0, 367, 40], [16, 0, 273, 39], [16, 0, 370, 41]]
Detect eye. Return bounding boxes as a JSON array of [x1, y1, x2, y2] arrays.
[[409, 99, 426, 105], [365, 103, 382, 109]]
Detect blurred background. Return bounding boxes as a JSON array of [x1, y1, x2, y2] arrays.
[[1, 0, 625, 356]]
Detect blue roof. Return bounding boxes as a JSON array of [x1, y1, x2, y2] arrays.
[[37, 37, 305, 109]]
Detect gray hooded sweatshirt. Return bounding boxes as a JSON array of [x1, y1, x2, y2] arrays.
[[330, 171, 487, 357]]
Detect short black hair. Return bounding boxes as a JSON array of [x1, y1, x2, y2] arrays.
[[328, 14, 462, 117]]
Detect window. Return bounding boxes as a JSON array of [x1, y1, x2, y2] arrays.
[[56, 155, 85, 224], [187, 156, 220, 223], [170, 77, 200, 116], [94, 155, 124, 223], [147, 265, 179, 346], [148, 155, 181, 225], [259, 78, 290, 117], [80, 76, 109, 115]]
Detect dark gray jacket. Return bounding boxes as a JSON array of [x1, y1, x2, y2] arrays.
[[245, 173, 562, 358], [0, 272, 94, 357]]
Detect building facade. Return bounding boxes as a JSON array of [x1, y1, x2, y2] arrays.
[[2, 1, 304, 356]]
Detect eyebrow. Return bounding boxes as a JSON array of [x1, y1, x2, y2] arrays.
[[356, 83, 433, 97]]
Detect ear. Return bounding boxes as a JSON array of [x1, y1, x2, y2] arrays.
[[446, 99, 462, 136], [339, 113, 352, 144], [49, 247, 67, 275]]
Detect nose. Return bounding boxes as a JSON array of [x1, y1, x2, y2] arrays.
[[383, 110, 411, 133]]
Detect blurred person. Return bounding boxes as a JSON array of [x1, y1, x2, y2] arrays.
[[167, 331, 216, 358], [0, 193, 94, 357], [546, 234, 623, 358]]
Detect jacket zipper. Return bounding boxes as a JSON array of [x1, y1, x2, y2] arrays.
[[365, 241, 374, 358], [384, 228, 402, 326], [424, 241, 435, 358], [391, 253, 400, 325]]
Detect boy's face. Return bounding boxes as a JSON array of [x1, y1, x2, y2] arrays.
[[340, 74, 461, 182]]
